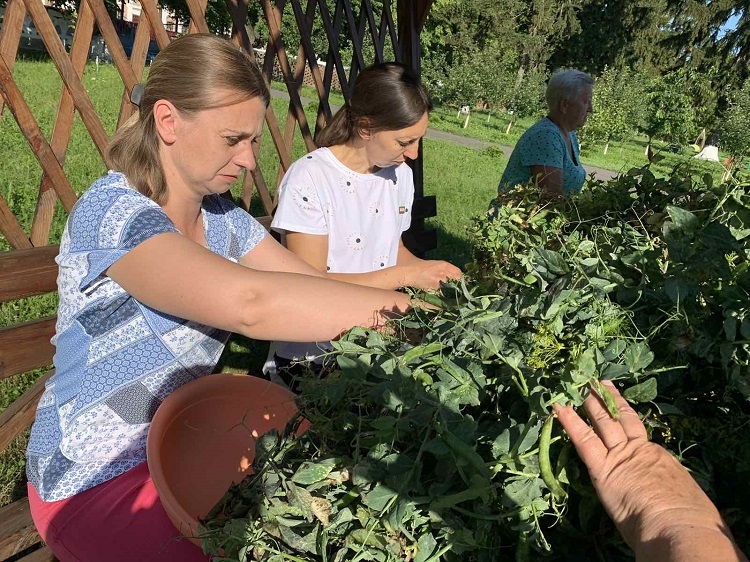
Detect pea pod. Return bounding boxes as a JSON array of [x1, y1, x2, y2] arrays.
[[539, 414, 567, 500], [435, 422, 490, 479], [590, 378, 621, 420]]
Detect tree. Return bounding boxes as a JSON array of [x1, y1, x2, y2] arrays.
[[640, 71, 698, 147], [720, 79, 750, 179], [580, 66, 645, 154], [548, 0, 671, 76]]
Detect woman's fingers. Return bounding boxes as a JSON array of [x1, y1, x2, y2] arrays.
[[583, 383, 630, 450], [555, 381, 650, 473], [554, 403, 608, 471], [606, 381, 649, 441]]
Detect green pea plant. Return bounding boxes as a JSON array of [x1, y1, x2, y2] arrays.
[[199, 165, 750, 561]]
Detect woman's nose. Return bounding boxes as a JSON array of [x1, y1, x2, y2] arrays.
[[404, 143, 419, 160], [236, 142, 257, 171]]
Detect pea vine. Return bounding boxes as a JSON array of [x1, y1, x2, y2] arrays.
[[200, 166, 750, 561]]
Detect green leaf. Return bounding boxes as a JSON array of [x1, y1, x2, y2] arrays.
[[665, 276, 697, 304], [363, 484, 398, 512], [623, 377, 658, 403], [291, 458, 337, 485], [347, 528, 389, 551], [666, 206, 700, 232], [623, 342, 654, 372], [601, 339, 627, 361], [502, 476, 544, 508], [415, 533, 438, 562], [533, 248, 570, 277]]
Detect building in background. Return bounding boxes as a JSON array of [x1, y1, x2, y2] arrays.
[[0, 0, 185, 62]]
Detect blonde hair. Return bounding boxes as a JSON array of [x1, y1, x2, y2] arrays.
[[107, 34, 270, 204], [316, 62, 432, 147]]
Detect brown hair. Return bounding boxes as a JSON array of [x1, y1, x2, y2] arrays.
[[316, 62, 432, 147], [106, 34, 270, 204]]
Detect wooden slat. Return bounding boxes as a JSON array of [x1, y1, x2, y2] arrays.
[[185, 0, 210, 33], [0, 246, 59, 303], [403, 227, 436, 258], [290, 0, 331, 119], [30, 1, 95, 247], [410, 195, 436, 221], [16, 545, 56, 562], [0, 371, 53, 454], [0, 497, 42, 561], [262, 0, 317, 154], [0, 318, 56, 380], [381, 0, 400, 62], [115, 16, 151, 130], [85, 0, 138, 96], [136, 0, 171, 50], [0, 0, 25, 122], [361, 0, 384, 63], [342, 0, 365, 77], [22, 0, 110, 164], [0, 193, 31, 250], [0, 53, 79, 213], [317, 0, 350, 99], [187, 0, 209, 34]]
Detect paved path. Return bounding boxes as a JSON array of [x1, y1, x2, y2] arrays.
[[424, 129, 619, 182], [269, 89, 619, 182]]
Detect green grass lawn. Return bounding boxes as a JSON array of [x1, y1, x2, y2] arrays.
[[0, 60, 736, 507], [426, 103, 729, 183]]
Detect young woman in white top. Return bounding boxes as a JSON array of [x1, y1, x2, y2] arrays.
[[267, 62, 462, 380]]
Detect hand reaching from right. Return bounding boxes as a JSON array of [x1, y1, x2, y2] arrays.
[[555, 381, 747, 562]]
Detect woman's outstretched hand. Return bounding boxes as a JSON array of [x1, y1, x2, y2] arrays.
[[555, 381, 748, 562]]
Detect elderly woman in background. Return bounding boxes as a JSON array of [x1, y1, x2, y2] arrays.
[[497, 69, 594, 197]]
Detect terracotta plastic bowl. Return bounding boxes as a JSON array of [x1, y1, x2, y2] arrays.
[[147, 373, 305, 544]]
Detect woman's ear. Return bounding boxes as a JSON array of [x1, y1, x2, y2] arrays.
[[153, 99, 178, 144], [356, 118, 373, 140]]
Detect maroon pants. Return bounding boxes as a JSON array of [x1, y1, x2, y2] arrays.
[[28, 462, 210, 562]]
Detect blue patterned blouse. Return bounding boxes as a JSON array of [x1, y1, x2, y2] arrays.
[[26, 172, 267, 501]]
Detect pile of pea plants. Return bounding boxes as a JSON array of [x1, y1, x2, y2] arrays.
[[199, 165, 750, 561]]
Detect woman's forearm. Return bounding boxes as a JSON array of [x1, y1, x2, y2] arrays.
[[325, 266, 413, 290], [635, 524, 747, 562], [230, 270, 411, 342]]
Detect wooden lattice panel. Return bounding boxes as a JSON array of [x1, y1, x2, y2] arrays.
[[0, 0, 432, 252]]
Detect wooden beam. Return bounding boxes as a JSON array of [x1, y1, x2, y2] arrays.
[[0, 54, 79, 213], [0, 318, 56, 380], [0, 193, 31, 250], [30, 0, 96, 247], [0, 246, 59, 303], [0, 0, 25, 122], [22, 0, 111, 164], [0, 497, 43, 561], [0, 371, 52, 454]]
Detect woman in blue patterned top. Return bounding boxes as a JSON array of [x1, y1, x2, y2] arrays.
[[25, 34, 412, 562], [498, 69, 594, 197]]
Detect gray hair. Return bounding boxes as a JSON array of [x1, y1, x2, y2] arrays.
[[545, 69, 594, 112]]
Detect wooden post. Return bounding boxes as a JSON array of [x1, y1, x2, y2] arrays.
[[397, 0, 436, 257]]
